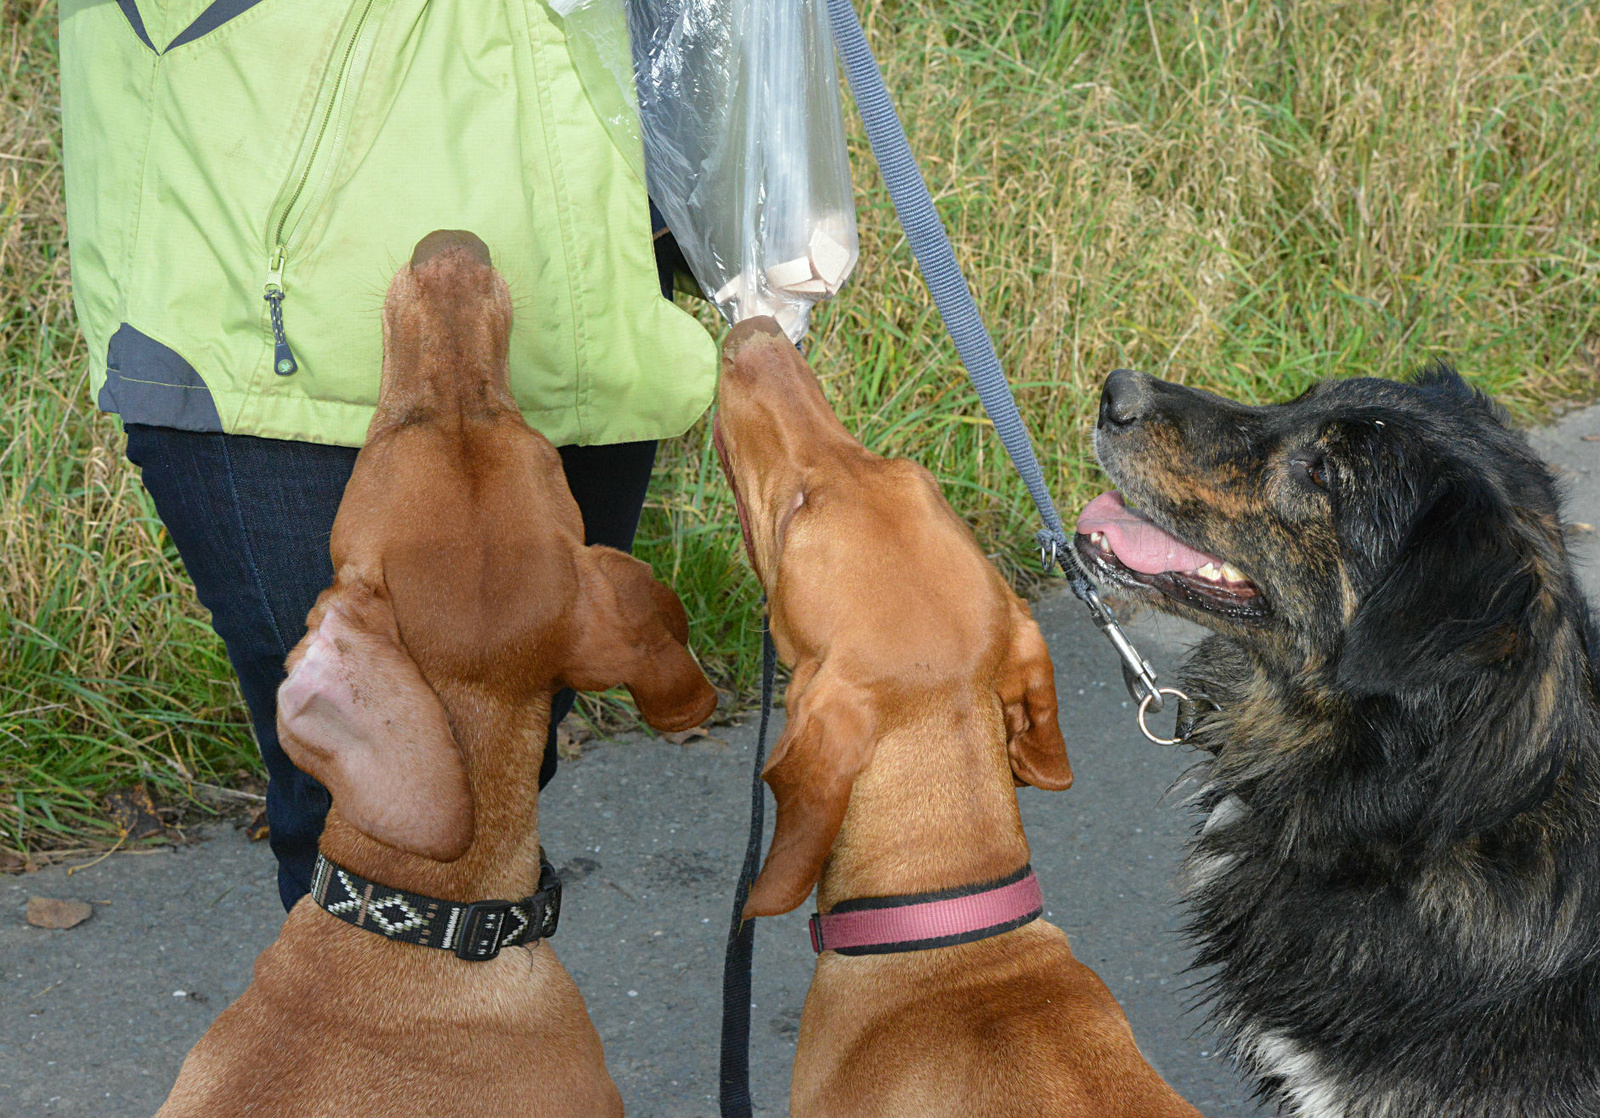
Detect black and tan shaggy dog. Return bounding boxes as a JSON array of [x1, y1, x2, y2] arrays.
[[1075, 365, 1600, 1118]]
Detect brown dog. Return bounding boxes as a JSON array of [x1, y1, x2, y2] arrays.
[[157, 231, 718, 1117], [713, 318, 1199, 1118]]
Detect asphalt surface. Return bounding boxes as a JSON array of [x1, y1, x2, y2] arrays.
[[6, 402, 1598, 1118]]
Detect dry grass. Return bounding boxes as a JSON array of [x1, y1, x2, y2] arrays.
[[4, 0, 1599, 851], [643, 0, 1600, 686], [2, 6, 256, 851]]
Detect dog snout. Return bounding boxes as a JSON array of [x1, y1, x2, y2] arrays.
[[411, 229, 492, 270], [721, 316, 788, 370], [1099, 369, 1151, 429]]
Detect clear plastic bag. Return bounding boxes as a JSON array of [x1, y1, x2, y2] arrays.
[[551, 0, 859, 341]]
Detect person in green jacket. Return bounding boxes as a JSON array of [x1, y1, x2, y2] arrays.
[[60, 0, 717, 910]]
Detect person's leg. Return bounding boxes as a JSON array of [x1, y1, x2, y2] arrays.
[[124, 425, 357, 911], [543, 439, 660, 787]]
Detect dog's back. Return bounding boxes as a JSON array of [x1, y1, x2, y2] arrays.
[[159, 913, 617, 1116], [795, 922, 1195, 1117]]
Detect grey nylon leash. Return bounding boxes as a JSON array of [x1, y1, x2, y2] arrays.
[[824, 0, 1166, 713]]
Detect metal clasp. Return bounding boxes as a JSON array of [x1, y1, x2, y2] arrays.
[[1137, 688, 1193, 745], [1081, 582, 1164, 711], [1137, 689, 1220, 746], [1041, 531, 1163, 710]]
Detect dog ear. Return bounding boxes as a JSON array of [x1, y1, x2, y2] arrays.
[[744, 669, 876, 918], [277, 574, 474, 861], [1338, 475, 1541, 697], [561, 546, 718, 733], [998, 604, 1073, 790]]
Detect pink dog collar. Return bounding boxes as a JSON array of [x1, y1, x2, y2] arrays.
[[808, 864, 1044, 955]]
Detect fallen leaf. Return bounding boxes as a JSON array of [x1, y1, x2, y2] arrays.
[[555, 722, 592, 761], [244, 808, 270, 842], [1, 850, 26, 875], [104, 785, 167, 840], [1571, 523, 1595, 535], [1581, 435, 1599, 442], [26, 896, 93, 930], [662, 725, 709, 746]]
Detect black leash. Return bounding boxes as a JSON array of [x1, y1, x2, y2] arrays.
[[719, 618, 778, 1118]]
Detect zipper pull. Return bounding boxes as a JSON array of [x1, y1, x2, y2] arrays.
[[264, 245, 299, 376]]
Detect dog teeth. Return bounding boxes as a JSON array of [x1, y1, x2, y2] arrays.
[[1193, 560, 1249, 584], [1091, 532, 1107, 546]]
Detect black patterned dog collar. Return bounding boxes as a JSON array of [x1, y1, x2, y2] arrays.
[[310, 852, 561, 961]]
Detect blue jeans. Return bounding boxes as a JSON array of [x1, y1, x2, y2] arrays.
[[124, 425, 657, 910]]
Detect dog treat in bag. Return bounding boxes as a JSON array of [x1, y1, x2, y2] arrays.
[[553, 0, 859, 341]]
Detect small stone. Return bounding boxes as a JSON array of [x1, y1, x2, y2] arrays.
[[26, 897, 93, 930]]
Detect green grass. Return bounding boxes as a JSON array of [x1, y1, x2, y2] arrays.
[[640, 0, 1600, 697], [4, 0, 1599, 852]]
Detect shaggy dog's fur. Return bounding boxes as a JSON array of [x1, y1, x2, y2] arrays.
[[1075, 365, 1600, 1118]]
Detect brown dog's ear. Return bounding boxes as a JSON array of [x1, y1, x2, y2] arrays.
[[998, 603, 1072, 790], [277, 575, 474, 861], [744, 669, 876, 918], [561, 546, 718, 733]]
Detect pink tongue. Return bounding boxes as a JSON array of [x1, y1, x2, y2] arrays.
[[1076, 491, 1220, 575]]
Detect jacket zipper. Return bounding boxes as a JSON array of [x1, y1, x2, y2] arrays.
[[263, 0, 378, 376]]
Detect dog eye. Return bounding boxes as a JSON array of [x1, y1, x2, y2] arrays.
[[1292, 453, 1330, 490]]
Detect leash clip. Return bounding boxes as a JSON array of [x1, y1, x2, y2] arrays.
[[1039, 530, 1165, 712], [1082, 581, 1164, 712]]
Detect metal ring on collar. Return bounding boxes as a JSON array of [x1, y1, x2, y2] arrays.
[[1137, 687, 1194, 746]]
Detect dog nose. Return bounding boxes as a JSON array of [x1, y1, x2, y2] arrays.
[[1100, 369, 1149, 428], [723, 316, 787, 357], [410, 229, 492, 270], [720, 315, 790, 378]]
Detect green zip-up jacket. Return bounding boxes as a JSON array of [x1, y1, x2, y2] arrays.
[[61, 0, 716, 448]]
